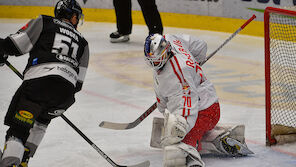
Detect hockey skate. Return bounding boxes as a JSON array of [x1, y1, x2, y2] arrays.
[[110, 31, 130, 43], [209, 125, 254, 156], [18, 147, 30, 167], [218, 133, 253, 156]]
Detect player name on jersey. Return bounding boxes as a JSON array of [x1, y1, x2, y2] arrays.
[[59, 27, 79, 42], [53, 19, 82, 38]]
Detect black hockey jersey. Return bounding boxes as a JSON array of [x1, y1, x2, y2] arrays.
[[6, 15, 89, 91]]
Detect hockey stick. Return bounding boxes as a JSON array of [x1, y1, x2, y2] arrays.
[[60, 114, 150, 167], [200, 14, 256, 66], [99, 102, 157, 130], [99, 14, 257, 131], [4, 60, 150, 167], [5, 60, 24, 79]]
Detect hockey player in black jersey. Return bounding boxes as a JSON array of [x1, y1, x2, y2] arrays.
[[0, 0, 89, 166]]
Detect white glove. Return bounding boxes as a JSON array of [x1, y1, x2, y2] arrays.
[[161, 112, 189, 146]]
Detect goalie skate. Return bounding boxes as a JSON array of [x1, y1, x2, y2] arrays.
[[216, 133, 254, 156], [208, 125, 254, 156]]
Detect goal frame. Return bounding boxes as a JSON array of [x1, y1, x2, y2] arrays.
[[265, 7, 296, 146]]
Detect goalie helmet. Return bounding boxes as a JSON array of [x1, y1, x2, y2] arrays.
[[144, 34, 171, 71], [54, 0, 83, 24]]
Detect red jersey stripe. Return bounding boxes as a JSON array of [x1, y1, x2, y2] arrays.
[[170, 59, 183, 85], [173, 56, 187, 84]]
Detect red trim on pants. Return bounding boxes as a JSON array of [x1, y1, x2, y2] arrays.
[[182, 102, 220, 151]]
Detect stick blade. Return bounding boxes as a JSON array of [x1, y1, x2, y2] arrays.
[[118, 160, 150, 167], [99, 121, 134, 130]]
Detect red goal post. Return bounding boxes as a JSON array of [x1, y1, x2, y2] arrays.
[[265, 7, 296, 146]]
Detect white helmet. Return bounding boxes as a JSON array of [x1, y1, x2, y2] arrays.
[[144, 34, 171, 71]]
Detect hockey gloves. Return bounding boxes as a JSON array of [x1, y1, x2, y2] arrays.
[[0, 52, 8, 67], [0, 37, 8, 66], [161, 112, 189, 147]]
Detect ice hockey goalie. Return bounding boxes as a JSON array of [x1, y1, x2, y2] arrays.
[[144, 33, 253, 167]]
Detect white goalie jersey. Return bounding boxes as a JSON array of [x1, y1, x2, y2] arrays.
[[153, 34, 218, 131]]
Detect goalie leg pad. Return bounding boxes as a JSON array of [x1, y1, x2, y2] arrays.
[[161, 112, 189, 147], [150, 119, 253, 156], [163, 144, 187, 167], [202, 124, 246, 143], [1, 136, 24, 167], [178, 142, 205, 167], [200, 124, 254, 156], [163, 142, 205, 167]]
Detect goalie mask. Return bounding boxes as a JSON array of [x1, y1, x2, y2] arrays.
[[144, 34, 171, 71]]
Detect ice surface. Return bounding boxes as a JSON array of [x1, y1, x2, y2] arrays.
[[0, 19, 296, 167]]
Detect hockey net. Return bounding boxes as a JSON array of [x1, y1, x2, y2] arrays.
[[265, 7, 296, 146]]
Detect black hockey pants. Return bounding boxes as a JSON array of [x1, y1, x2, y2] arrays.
[[4, 76, 75, 143]]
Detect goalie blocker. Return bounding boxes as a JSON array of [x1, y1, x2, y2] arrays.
[[150, 117, 254, 156]]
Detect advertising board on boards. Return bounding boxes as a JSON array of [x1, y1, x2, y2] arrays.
[[0, 0, 295, 20]]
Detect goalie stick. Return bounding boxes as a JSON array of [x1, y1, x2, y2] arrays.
[[99, 15, 257, 131], [99, 102, 157, 130], [200, 14, 256, 66], [4, 60, 150, 167]]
